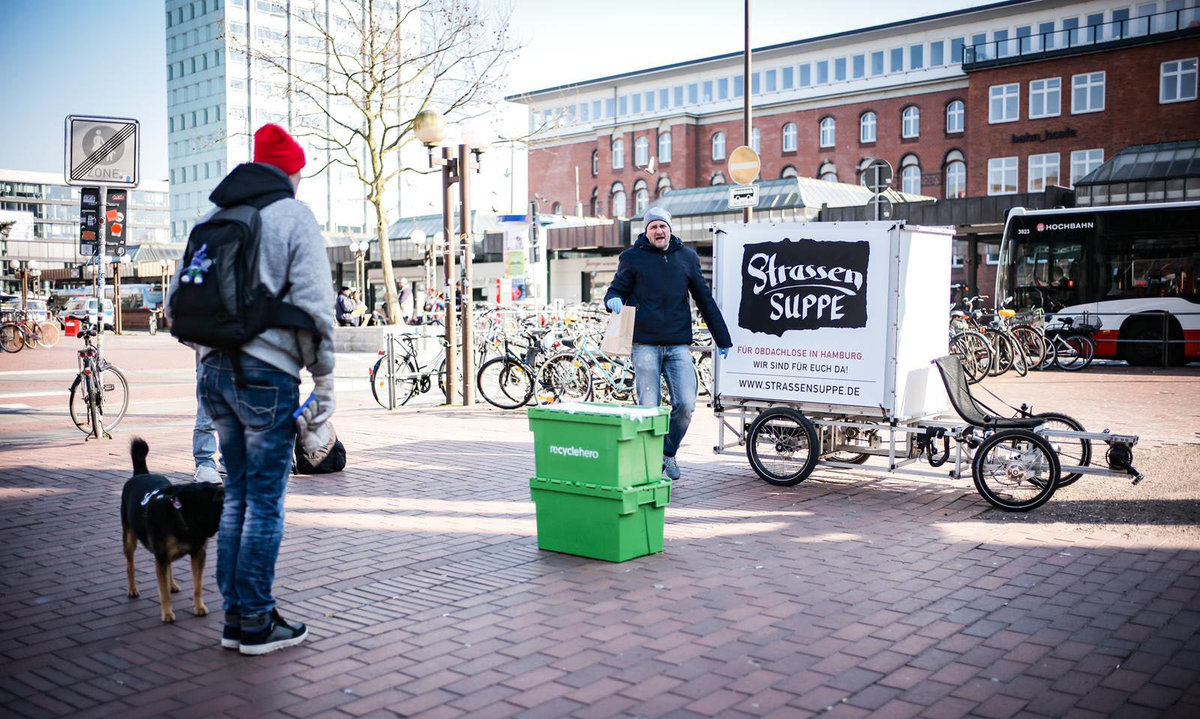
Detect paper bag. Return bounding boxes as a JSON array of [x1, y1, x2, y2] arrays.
[[600, 306, 636, 357]]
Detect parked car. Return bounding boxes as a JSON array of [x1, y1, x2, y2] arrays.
[[1, 298, 50, 324], [63, 297, 115, 331]]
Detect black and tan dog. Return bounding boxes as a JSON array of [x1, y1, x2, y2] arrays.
[[122, 438, 224, 622]]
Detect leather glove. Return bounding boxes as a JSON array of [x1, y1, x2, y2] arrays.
[[606, 297, 623, 314], [718, 347, 730, 359], [300, 373, 336, 428], [295, 418, 331, 455]]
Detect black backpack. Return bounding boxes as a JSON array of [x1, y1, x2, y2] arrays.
[[170, 204, 317, 352]]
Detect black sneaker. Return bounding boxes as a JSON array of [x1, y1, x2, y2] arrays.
[[239, 609, 307, 656], [222, 611, 240, 650]]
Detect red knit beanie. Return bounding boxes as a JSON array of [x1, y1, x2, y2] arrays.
[[253, 123, 306, 175]]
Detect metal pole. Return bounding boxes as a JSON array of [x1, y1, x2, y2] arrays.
[[459, 144, 475, 407], [20, 267, 27, 313], [97, 188, 106, 356], [743, 0, 753, 224], [442, 148, 458, 405], [114, 261, 122, 334], [874, 166, 881, 221]]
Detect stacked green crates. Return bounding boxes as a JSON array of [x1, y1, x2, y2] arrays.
[[528, 403, 672, 562]]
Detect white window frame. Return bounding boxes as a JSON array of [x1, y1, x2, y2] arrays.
[[1027, 152, 1061, 192], [1070, 148, 1104, 186], [945, 160, 966, 199], [711, 131, 726, 160], [901, 106, 920, 138], [1160, 58, 1198, 104], [860, 112, 876, 143], [634, 136, 649, 167], [901, 163, 922, 195], [1071, 71, 1106, 114], [611, 139, 624, 170], [1028, 77, 1061, 119], [989, 83, 1020, 123], [658, 131, 672, 164], [945, 100, 964, 134], [987, 156, 1018, 195], [819, 117, 835, 148], [782, 122, 797, 152]]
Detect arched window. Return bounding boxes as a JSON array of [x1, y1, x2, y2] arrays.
[[900, 154, 921, 194], [633, 179, 649, 215], [610, 182, 627, 218], [945, 100, 965, 134], [901, 106, 920, 139], [782, 122, 797, 152], [818, 161, 838, 182], [781, 165, 799, 179], [656, 175, 672, 196], [590, 186, 599, 216], [712, 131, 726, 160], [611, 139, 624, 170], [658, 131, 672, 164], [859, 112, 876, 143], [856, 157, 875, 187], [751, 128, 761, 154], [591, 150, 598, 176], [710, 172, 726, 186], [819, 117, 835, 148], [944, 150, 966, 199], [551, 202, 562, 214], [634, 136, 650, 167]]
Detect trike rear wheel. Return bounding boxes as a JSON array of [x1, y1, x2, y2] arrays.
[[971, 429, 1060, 511], [746, 408, 819, 486]]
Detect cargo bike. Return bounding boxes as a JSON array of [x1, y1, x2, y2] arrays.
[[709, 221, 1144, 512]]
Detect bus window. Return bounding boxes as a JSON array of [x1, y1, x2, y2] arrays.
[[1011, 239, 1082, 310], [1099, 235, 1199, 301]]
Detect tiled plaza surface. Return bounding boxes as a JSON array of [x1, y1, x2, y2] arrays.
[[1, 337, 1198, 718]]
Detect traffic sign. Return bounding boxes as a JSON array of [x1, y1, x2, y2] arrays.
[[863, 159, 893, 194], [728, 184, 759, 209], [867, 194, 893, 221], [727, 145, 760, 185], [65, 115, 140, 187]]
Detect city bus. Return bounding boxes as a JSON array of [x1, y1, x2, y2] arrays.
[[996, 201, 1200, 366]]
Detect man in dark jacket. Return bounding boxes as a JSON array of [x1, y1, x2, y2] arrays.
[[604, 208, 732, 480]]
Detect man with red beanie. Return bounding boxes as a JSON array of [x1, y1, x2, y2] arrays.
[[169, 123, 335, 655]]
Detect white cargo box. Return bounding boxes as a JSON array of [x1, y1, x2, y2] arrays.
[[713, 221, 954, 421]]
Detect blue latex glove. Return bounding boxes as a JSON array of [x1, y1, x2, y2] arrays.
[[606, 297, 623, 314], [718, 347, 730, 359]]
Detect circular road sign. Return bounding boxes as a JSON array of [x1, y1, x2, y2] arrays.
[[727, 145, 761, 185], [863, 159, 894, 193]]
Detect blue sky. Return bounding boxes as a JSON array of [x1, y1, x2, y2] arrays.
[[0, 0, 992, 180]]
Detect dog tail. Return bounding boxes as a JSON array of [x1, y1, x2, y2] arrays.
[[130, 437, 150, 476]]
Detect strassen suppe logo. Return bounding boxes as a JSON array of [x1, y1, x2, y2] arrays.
[[549, 444, 600, 459], [740, 238, 871, 336]]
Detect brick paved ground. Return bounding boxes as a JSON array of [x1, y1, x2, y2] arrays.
[[1, 337, 1198, 718]]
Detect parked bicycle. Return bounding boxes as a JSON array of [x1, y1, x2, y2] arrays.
[[1043, 316, 1097, 371], [69, 324, 129, 437], [369, 332, 478, 408]]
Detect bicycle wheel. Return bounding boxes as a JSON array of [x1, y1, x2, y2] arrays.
[[23, 324, 39, 350], [1007, 333, 1029, 377], [949, 331, 991, 384], [1010, 325, 1044, 372], [36, 321, 61, 348], [0, 323, 24, 353], [477, 357, 533, 409], [988, 333, 1017, 377], [1034, 412, 1090, 487], [694, 352, 713, 398], [437, 356, 466, 403], [370, 355, 418, 408], [537, 354, 591, 403], [1054, 335, 1095, 371], [971, 429, 1060, 511], [69, 366, 130, 434], [746, 408, 819, 486]]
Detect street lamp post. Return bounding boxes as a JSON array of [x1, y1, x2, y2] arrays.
[[349, 240, 369, 297], [10, 260, 41, 314]]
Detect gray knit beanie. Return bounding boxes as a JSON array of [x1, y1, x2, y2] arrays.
[[643, 207, 672, 234]]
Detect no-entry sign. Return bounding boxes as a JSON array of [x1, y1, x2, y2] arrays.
[[65, 115, 140, 188]]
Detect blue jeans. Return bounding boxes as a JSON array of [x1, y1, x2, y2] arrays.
[[199, 353, 299, 617], [194, 354, 223, 471], [632, 343, 697, 458]]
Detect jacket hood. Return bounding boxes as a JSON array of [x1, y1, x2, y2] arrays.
[[209, 162, 296, 209], [634, 234, 683, 253]]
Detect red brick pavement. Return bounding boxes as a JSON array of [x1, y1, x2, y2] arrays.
[[1, 347, 1198, 718]]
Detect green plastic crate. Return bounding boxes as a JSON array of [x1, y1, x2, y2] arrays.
[[529, 476, 671, 562], [528, 403, 669, 487]]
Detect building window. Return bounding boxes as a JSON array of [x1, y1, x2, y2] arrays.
[[1027, 152, 1060, 192], [819, 117, 835, 148], [910, 44, 924, 69], [712, 132, 726, 160], [987, 156, 1018, 195], [781, 165, 799, 179], [611, 183, 626, 218], [1160, 58, 1198, 103], [930, 41, 944, 66], [551, 202, 562, 214], [590, 187, 598, 216], [834, 58, 847, 82], [1070, 149, 1104, 186], [871, 51, 884, 76], [702, 80, 713, 103], [765, 70, 777, 92], [634, 136, 649, 167], [659, 89, 669, 109], [900, 154, 921, 194], [645, 92, 654, 112], [816, 61, 829, 85], [591, 150, 598, 176], [710, 172, 726, 186], [633, 179, 649, 215], [1029, 77, 1061, 118], [890, 48, 903, 72], [798, 64, 810, 87], [856, 157, 875, 186], [818, 161, 838, 183], [989, 84, 1019, 123], [950, 37, 964, 64], [782, 67, 794, 89], [859, 112, 876, 143], [852, 54, 865, 79], [946, 100, 964, 133], [632, 94, 641, 114], [782, 122, 797, 152], [611, 139, 624, 170], [751, 128, 760, 154], [944, 151, 966, 199], [656, 176, 672, 196], [1072, 72, 1106, 113], [658, 131, 672, 164], [901, 106, 920, 138], [718, 77, 729, 99]]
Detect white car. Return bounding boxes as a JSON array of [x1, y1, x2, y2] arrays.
[[1, 298, 50, 324], [63, 297, 115, 331]]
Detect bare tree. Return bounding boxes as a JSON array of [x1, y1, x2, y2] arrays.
[[237, 0, 515, 323]]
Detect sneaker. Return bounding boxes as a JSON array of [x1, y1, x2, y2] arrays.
[[222, 611, 240, 650], [663, 456, 680, 480], [239, 609, 308, 656], [194, 464, 221, 483]]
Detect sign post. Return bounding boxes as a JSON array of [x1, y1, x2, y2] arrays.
[[727, 145, 761, 216]]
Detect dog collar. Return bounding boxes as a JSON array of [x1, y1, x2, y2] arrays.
[[141, 490, 161, 506]]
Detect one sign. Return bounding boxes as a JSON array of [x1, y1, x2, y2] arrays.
[[728, 184, 760, 209], [863, 159, 893, 193], [727, 145, 761, 185], [65, 115, 140, 187], [867, 194, 893, 221], [715, 222, 891, 408], [105, 188, 129, 256], [79, 187, 101, 257]]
